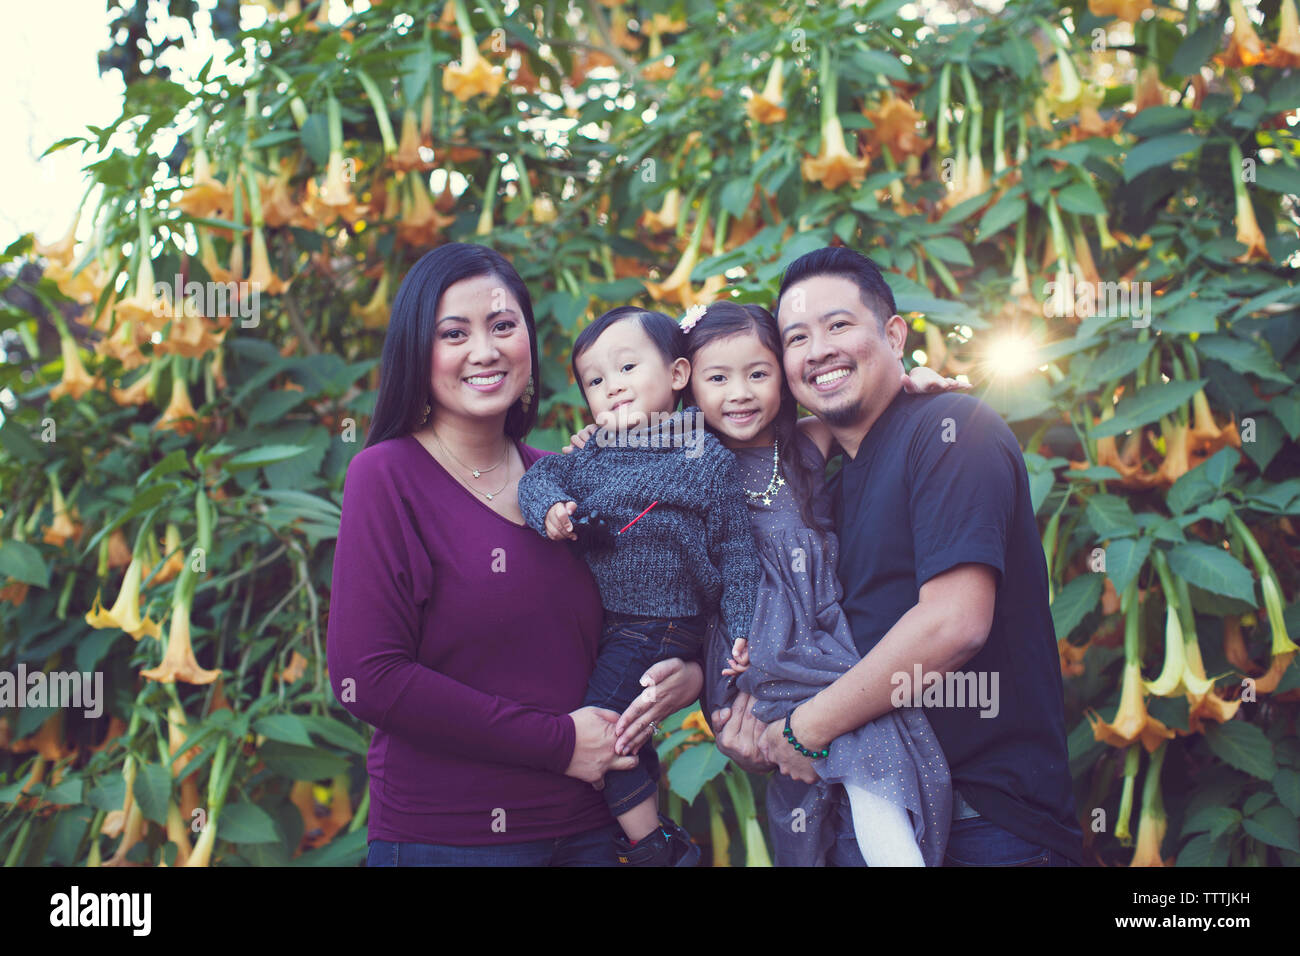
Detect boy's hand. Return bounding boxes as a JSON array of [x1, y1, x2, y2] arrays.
[[561, 424, 599, 454], [722, 637, 750, 677], [545, 501, 579, 541]]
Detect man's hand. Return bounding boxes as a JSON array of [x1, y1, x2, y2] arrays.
[[545, 501, 578, 541], [710, 691, 775, 774], [901, 366, 971, 394], [758, 717, 820, 784]]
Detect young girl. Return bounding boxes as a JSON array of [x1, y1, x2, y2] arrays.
[[685, 300, 953, 867], [517, 306, 760, 867]]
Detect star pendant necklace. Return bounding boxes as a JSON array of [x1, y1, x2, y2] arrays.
[[431, 428, 511, 501], [743, 435, 785, 507]]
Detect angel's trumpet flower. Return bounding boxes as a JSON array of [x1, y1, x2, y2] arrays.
[[1228, 513, 1300, 694], [1228, 143, 1270, 262], [391, 109, 433, 171], [1133, 63, 1167, 112], [746, 57, 787, 125], [150, 523, 186, 586], [153, 361, 203, 435], [175, 136, 232, 220], [442, 0, 505, 101], [1087, 583, 1175, 751], [49, 329, 102, 402], [642, 187, 682, 233], [1088, 0, 1153, 23], [864, 90, 931, 165], [33, 208, 82, 266], [1217, 0, 1267, 68], [644, 196, 721, 309], [351, 271, 391, 329], [1129, 742, 1169, 866], [41, 474, 81, 548], [84, 541, 163, 641], [802, 48, 869, 190], [142, 489, 220, 684]]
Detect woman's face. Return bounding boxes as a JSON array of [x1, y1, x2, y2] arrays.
[[428, 273, 532, 427], [689, 331, 783, 449]]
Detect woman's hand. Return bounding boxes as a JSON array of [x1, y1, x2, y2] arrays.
[[561, 424, 599, 454], [900, 366, 970, 394], [710, 691, 776, 774], [757, 718, 820, 784], [613, 658, 705, 755], [564, 706, 640, 785]]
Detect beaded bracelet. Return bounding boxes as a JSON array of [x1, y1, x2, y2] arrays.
[[783, 713, 830, 759]]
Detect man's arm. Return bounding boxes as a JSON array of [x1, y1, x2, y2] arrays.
[[779, 562, 997, 755]]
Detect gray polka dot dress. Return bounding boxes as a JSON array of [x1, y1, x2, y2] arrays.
[[707, 433, 952, 866]]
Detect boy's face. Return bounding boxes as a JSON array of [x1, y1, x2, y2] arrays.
[[575, 318, 690, 431]]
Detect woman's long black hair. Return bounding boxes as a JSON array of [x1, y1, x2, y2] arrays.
[[363, 243, 540, 449], [682, 301, 830, 534]]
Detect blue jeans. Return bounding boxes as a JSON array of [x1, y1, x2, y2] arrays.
[[942, 815, 1079, 867], [581, 611, 706, 819], [366, 823, 623, 866]]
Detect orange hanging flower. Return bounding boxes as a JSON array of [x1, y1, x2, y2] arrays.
[[443, 27, 505, 102], [246, 227, 288, 297], [746, 58, 787, 125], [351, 271, 392, 329], [49, 331, 103, 401], [175, 148, 233, 219], [153, 370, 204, 435], [1088, 0, 1153, 22], [802, 114, 870, 191], [863, 93, 932, 164], [1217, 0, 1268, 68], [84, 552, 163, 640], [33, 211, 81, 266], [1086, 659, 1175, 752], [391, 109, 435, 172], [141, 598, 221, 685]]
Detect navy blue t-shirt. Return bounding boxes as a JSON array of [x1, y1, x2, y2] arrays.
[[830, 390, 1083, 863]]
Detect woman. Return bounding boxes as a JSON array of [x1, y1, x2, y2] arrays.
[[327, 243, 703, 866]]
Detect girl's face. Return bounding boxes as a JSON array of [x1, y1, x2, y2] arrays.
[[690, 331, 784, 449], [428, 273, 532, 427]]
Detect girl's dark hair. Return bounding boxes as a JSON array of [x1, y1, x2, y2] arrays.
[[363, 243, 540, 449], [682, 301, 830, 534], [571, 306, 684, 405]]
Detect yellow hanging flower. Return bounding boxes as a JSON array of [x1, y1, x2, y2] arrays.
[[746, 58, 787, 125], [351, 272, 392, 330], [84, 552, 163, 640], [641, 188, 682, 233], [154, 370, 203, 435], [1088, 0, 1153, 22], [33, 210, 81, 266], [114, 249, 170, 334], [141, 598, 221, 685], [1217, 0, 1268, 68], [1233, 188, 1270, 263], [1086, 658, 1175, 752], [801, 114, 870, 191], [49, 331, 103, 401], [41, 478, 82, 548], [246, 227, 288, 297], [443, 34, 505, 102], [175, 148, 232, 219]]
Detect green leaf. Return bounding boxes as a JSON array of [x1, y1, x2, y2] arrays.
[[1057, 181, 1106, 217], [1175, 833, 1228, 866], [224, 445, 308, 472], [667, 742, 730, 805], [1170, 17, 1226, 75], [218, 801, 281, 844], [0, 539, 50, 588], [923, 236, 973, 267], [287, 828, 366, 866], [1242, 804, 1300, 852], [1086, 494, 1138, 539], [1203, 721, 1277, 781], [1105, 536, 1151, 597], [253, 715, 314, 748], [87, 775, 126, 813], [850, 49, 910, 82], [1123, 106, 1195, 139], [1255, 163, 1300, 196], [976, 192, 1024, 239], [1241, 414, 1286, 471], [1196, 335, 1290, 384], [299, 714, 368, 754], [1270, 394, 1300, 440], [1051, 573, 1103, 640], [1167, 447, 1240, 514], [132, 761, 172, 826], [257, 741, 349, 781], [1183, 805, 1241, 841], [1274, 768, 1300, 817], [1167, 542, 1257, 605], [247, 389, 307, 428], [136, 449, 190, 486], [1089, 379, 1205, 439], [0, 419, 43, 463], [1123, 133, 1201, 182]]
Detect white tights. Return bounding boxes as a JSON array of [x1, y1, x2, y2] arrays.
[[843, 782, 925, 867]]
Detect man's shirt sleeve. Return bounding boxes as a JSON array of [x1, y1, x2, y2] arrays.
[[905, 396, 1018, 590]]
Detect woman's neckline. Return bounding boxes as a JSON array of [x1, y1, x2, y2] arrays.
[[404, 431, 531, 530]]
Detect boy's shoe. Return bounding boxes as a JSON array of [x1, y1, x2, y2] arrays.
[[614, 815, 701, 866]]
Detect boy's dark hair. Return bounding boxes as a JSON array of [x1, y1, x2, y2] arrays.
[[682, 300, 831, 535], [774, 246, 898, 334], [571, 306, 685, 402]]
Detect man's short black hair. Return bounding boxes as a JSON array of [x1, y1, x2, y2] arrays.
[[774, 246, 898, 334], [571, 306, 684, 402]]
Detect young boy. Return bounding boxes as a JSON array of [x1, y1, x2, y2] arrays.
[[517, 306, 760, 866]]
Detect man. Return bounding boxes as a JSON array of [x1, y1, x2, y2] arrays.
[[710, 246, 1083, 866]]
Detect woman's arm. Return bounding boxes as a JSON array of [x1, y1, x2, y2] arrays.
[[327, 452, 594, 775]]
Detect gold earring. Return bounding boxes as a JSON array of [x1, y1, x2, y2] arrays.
[[520, 375, 535, 411], [422, 402, 431, 424]]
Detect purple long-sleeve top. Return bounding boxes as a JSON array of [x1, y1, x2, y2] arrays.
[[326, 434, 611, 845]]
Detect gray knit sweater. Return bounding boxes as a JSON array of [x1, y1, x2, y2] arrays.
[[517, 407, 759, 646]]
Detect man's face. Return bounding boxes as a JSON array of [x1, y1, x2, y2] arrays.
[[776, 275, 904, 430]]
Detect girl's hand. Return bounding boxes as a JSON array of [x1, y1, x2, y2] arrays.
[[564, 706, 640, 785], [545, 501, 578, 541], [901, 366, 970, 394], [561, 424, 599, 454], [722, 637, 750, 677], [613, 658, 704, 755]]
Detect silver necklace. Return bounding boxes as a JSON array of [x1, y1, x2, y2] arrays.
[[743, 436, 785, 507], [430, 430, 512, 501]]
